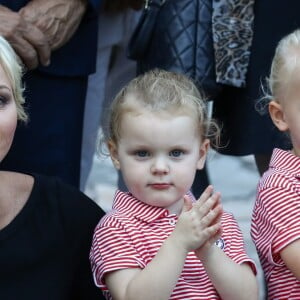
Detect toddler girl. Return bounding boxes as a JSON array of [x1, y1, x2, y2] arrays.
[[91, 69, 258, 299], [251, 29, 300, 299]]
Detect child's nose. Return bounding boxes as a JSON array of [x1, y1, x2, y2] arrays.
[[151, 157, 169, 175]]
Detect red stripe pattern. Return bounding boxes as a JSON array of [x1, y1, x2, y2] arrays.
[[251, 148, 300, 299], [91, 191, 255, 299]]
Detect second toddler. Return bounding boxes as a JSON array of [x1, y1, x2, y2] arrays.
[[251, 29, 300, 299], [90, 69, 258, 299]]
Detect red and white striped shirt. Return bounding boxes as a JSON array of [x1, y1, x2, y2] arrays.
[[91, 190, 255, 299], [251, 148, 300, 299]]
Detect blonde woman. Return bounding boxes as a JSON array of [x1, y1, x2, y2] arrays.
[[0, 36, 105, 299]]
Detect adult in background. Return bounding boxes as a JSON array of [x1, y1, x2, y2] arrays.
[[0, 35, 105, 299], [213, 0, 300, 175], [80, 0, 142, 191], [0, 0, 102, 187]]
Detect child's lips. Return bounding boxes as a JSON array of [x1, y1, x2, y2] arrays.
[[150, 183, 171, 190]]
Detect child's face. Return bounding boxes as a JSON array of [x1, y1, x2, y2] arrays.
[[109, 109, 209, 214]]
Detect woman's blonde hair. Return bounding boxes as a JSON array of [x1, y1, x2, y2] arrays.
[[0, 36, 27, 122], [100, 69, 220, 154]]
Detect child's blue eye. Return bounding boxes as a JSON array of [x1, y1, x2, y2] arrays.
[[136, 150, 149, 157], [170, 150, 183, 157]]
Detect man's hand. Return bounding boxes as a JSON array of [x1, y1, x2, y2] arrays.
[[0, 5, 51, 69], [19, 0, 87, 51]]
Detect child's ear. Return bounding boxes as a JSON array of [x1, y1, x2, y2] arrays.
[[269, 100, 289, 132], [107, 140, 120, 169], [197, 139, 210, 170]]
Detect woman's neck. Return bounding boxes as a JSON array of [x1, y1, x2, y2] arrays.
[[0, 171, 34, 230]]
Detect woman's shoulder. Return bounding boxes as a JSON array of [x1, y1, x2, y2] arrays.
[[32, 173, 95, 204], [33, 173, 105, 220], [93, 204, 144, 238]]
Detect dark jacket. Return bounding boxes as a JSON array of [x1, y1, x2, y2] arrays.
[[1, 0, 103, 76]]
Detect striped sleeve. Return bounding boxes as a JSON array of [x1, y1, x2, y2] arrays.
[[258, 185, 300, 258], [221, 212, 257, 273], [90, 219, 146, 288]]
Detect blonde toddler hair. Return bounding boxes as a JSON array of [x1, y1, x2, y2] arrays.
[[265, 29, 300, 103], [101, 69, 220, 153]]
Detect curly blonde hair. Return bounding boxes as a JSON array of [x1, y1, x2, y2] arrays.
[[100, 69, 220, 154]]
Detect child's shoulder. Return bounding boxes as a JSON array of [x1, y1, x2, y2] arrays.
[[259, 167, 296, 191], [96, 209, 135, 230]]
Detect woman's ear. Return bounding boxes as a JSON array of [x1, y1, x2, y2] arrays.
[[107, 140, 120, 169], [269, 100, 289, 132], [197, 139, 210, 170]]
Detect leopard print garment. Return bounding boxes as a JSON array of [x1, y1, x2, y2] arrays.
[[212, 0, 255, 88]]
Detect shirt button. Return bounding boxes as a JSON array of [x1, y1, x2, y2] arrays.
[[169, 219, 176, 226]]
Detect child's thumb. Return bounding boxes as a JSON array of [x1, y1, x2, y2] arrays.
[[182, 195, 193, 213]]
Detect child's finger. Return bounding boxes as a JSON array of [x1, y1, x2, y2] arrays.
[[210, 227, 222, 243], [195, 185, 214, 206], [181, 195, 193, 213], [200, 203, 223, 227], [202, 222, 222, 241], [195, 191, 221, 218]]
